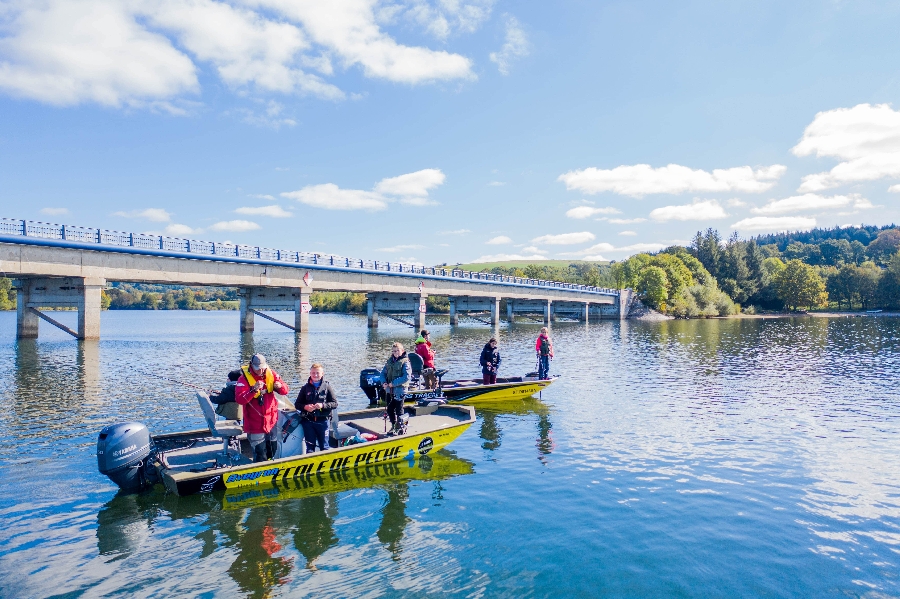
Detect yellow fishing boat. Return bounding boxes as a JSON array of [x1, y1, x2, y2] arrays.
[[97, 394, 475, 497]]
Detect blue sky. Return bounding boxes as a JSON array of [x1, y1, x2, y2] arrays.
[[1, 0, 899, 265]]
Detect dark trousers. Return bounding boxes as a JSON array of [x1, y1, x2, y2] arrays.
[[387, 394, 404, 427], [301, 419, 329, 453], [538, 355, 550, 380], [251, 430, 278, 463], [482, 372, 497, 385]]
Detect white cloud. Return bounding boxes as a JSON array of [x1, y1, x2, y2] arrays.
[[235, 204, 292, 217], [726, 198, 747, 207], [489, 15, 528, 75], [793, 104, 900, 192], [40, 207, 69, 216], [751, 193, 873, 215], [649, 199, 727, 222], [521, 245, 541, 253], [440, 229, 471, 235], [209, 219, 261, 232], [249, 194, 277, 201], [379, 0, 494, 40], [471, 253, 546, 263], [114, 208, 172, 222], [582, 255, 607, 261], [164, 223, 198, 236], [283, 169, 445, 211], [890, 184, 900, 193], [531, 231, 595, 245], [565, 206, 621, 219], [608, 217, 646, 224], [374, 168, 445, 205], [282, 183, 388, 210], [487, 180, 505, 186], [561, 241, 667, 258], [376, 244, 425, 252], [486, 235, 512, 245], [0, 0, 198, 109], [558, 163, 786, 197], [0, 0, 475, 108], [619, 231, 637, 236], [730, 216, 817, 232]]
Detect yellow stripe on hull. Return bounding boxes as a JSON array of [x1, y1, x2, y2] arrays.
[[217, 421, 472, 491]]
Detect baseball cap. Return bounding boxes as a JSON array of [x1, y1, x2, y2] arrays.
[[250, 353, 268, 371]]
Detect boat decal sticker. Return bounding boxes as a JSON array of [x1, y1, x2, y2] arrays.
[[200, 475, 221, 493], [418, 437, 434, 455]]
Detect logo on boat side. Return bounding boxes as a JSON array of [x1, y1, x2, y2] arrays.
[[226, 467, 280, 484], [200, 476, 220, 493], [418, 437, 434, 455], [113, 444, 136, 457]]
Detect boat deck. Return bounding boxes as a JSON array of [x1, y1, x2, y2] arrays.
[[344, 409, 471, 437]]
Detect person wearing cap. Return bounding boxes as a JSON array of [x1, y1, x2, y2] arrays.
[[414, 329, 437, 390], [479, 337, 501, 385], [235, 353, 290, 462]]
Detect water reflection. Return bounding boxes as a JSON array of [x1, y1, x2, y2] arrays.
[[229, 505, 294, 599], [377, 483, 409, 560], [292, 495, 337, 569]]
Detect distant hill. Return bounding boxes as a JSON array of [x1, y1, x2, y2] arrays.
[[452, 259, 608, 270]]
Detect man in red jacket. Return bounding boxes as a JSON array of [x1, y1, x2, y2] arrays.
[[235, 353, 289, 462]]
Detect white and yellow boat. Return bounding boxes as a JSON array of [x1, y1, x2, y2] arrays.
[[97, 395, 475, 497]]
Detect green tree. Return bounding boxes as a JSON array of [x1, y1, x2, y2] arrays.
[[773, 259, 828, 311], [876, 251, 900, 308], [637, 265, 669, 310], [0, 278, 16, 310], [691, 228, 721, 278], [819, 239, 854, 266], [867, 229, 900, 265]]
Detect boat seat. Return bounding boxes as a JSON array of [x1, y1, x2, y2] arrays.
[[197, 392, 243, 462], [330, 407, 360, 441]]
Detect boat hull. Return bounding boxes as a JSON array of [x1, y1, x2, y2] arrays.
[[155, 406, 474, 497], [405, 377, 556, 404]]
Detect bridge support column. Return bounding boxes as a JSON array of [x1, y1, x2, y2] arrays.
[[15, 282, 38, 339], [581, 302, 589, 322], [416, 293, 427, 331], [294, 289, 310, 332], [490, 297, 501, 325], [448, 297, 458, 326], [544, 300, 552, 325], [367, 294, 378, 328], [506, 299, 515, 323], [15, 277, 105, 339], [239, 289, 254, 332], [78, 280, 103, 340]]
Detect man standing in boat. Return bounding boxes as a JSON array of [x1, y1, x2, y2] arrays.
[[381, 342, 412, 435], [235, 353, 290, 462], [535, 327, 554, 380]]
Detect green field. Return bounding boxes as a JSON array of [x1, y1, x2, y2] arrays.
[[452, 259, 609, 270]]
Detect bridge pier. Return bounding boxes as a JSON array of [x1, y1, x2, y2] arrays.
[[446, 296, 499, 326], [15, 277, 105, 339], [545, 300, 553, 325], [239, 287, 307, 332], [448, 297, 458, 325], [366, 292, 426, 329]]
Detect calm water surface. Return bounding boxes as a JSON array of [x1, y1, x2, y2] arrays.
[[0, 311, 898, 598]]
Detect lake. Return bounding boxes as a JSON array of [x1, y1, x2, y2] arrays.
[[0, 311, 898, 598]]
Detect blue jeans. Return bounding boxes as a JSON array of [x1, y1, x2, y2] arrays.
[[538, 355, 550, 380], [301, 419, 329, 453]]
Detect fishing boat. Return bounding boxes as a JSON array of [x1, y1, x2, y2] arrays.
[[97, 392, 475, 497], [359, 354, 558, 405]]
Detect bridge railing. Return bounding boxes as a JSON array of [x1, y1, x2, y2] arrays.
[[0, 218, 619, 295]]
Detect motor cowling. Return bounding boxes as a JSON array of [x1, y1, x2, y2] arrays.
[[97, 422, 152, 493], [359, 368, 383, 403]]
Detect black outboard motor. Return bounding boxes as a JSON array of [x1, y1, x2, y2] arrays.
[[97, 422, 152, 493], [359, 368, 384, 404]]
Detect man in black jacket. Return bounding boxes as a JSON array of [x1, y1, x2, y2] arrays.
[[295, 363, 338, 453], [479, 338, 501, 385]]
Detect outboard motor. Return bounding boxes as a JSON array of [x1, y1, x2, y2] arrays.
[[359, 368, 384, 404], [97, 422, 152, 493]]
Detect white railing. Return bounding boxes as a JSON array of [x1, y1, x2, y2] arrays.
[[0, 218, 618, 295]]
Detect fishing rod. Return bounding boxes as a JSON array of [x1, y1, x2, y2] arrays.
[[137, 369, 210, 391]]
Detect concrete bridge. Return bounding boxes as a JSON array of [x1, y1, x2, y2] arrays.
[[0, 218, 632, 340]]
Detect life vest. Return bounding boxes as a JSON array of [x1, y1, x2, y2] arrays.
[[242, 365, 275, 397], [539, 336, 551, 356]]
